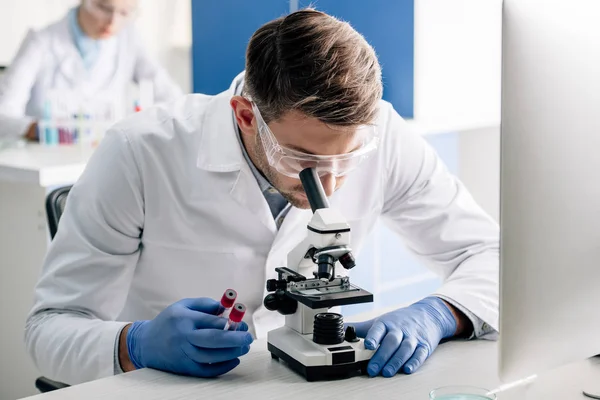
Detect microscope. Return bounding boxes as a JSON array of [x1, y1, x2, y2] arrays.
[[264, 168, 375, 381]]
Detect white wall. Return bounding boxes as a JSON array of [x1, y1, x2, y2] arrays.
[[414, 0, 502, 220], [414, 0, 502, 129], [0, 0, 77, 66], [134, 0, 192, 92], [0, 0, 192, 92]]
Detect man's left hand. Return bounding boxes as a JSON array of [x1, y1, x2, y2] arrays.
[[352, 296, 461, 377]]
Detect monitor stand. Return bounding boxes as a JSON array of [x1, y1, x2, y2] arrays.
[[582, 356, 600, 399]]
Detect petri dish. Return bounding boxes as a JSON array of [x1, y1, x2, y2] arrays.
[[429, 386, 496, 400]]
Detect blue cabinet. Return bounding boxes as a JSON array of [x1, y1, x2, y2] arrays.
[[297, 0, 414, 117], [191, 0, 414, 117], [191, 0, 290, 96]]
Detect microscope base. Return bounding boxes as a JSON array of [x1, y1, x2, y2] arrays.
[[267, 326, 374, 381]]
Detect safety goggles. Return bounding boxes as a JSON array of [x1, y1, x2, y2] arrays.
[[251, 102, 379, 179], [83, 0, 138, 22]]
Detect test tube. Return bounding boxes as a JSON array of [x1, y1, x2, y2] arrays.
[[72, 114, 79, 144], [218, 289, 237, 318], [41, 100, 53, 146], [224, 303, 246, 331]]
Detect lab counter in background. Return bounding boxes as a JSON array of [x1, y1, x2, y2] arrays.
[[0, 143, 93, 399], [0, 143, 91, 186]]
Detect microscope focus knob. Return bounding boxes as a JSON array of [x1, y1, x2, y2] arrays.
[[278, 296, 298, 315], [263, 293, 280, 311], [263, 290, 298, 315], [266, 279, 278, 292], [266, 279, 287, 292]]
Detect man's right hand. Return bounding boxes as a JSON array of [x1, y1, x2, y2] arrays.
[[119, 298, 253, 377]]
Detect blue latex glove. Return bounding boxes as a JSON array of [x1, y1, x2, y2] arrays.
[[353, 296, 457, 377], [126, 297, 253, 377]]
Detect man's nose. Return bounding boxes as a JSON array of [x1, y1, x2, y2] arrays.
[[319, 173, 336, 197]]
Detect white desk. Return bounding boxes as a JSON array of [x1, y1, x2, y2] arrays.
[[0, 143, 93, 400], [18, 340, 600, 400], [0, 142, 91, 187]]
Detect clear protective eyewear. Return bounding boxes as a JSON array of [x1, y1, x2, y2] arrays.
[[251, 102, 379, 179], [84, 0, 138, 22]]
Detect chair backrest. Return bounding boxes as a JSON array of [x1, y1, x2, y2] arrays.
[[37, 186, 73, 393], [45, 186, 72, 239]]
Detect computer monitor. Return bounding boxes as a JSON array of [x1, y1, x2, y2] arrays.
[[499, 0, 600, 387]]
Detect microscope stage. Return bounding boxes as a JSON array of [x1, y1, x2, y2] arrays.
[[287, 285, 373, 309]]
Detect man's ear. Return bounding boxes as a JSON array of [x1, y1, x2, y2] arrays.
[[230, 96, 257, 137]]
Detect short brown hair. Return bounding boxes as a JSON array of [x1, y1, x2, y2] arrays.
[[244, 9, 383, 126]]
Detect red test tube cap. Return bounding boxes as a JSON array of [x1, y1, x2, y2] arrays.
[[229, 303, 246, 323], [220, 289, 237, 309]]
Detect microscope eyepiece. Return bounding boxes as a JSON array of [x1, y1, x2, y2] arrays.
[[299, 168, 330, 213]]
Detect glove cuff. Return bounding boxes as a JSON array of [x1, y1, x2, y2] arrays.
[[412, 296, 458, 339], [126, 320, 148, 370]]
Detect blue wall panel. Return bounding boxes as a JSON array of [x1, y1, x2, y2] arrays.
[[191, 0, 290, 95], [298, 0, 414, 118], [192, 0, 414, 118]]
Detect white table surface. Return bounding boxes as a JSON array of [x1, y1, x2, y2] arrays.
[[0, 143, 92, 187], [19, 339, 600, 400]]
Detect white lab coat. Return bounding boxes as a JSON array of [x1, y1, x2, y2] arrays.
[[0, 12, 182, 140], [25, 75, 500, 385]]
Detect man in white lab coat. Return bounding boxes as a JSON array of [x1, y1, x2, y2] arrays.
[[25, 9, 499, 385], [0, 0, 182, 142]]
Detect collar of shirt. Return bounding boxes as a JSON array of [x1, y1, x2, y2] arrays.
[[236, 133, 274, 194], [231, 77, 290, 224], [68, 7, 102, 70]]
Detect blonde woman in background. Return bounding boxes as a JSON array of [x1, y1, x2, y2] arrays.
[[0, 0, 182, 142]]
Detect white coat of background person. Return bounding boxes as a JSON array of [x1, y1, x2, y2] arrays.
[[25, 10, 499, 386], [0, 0, 182, 142]]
